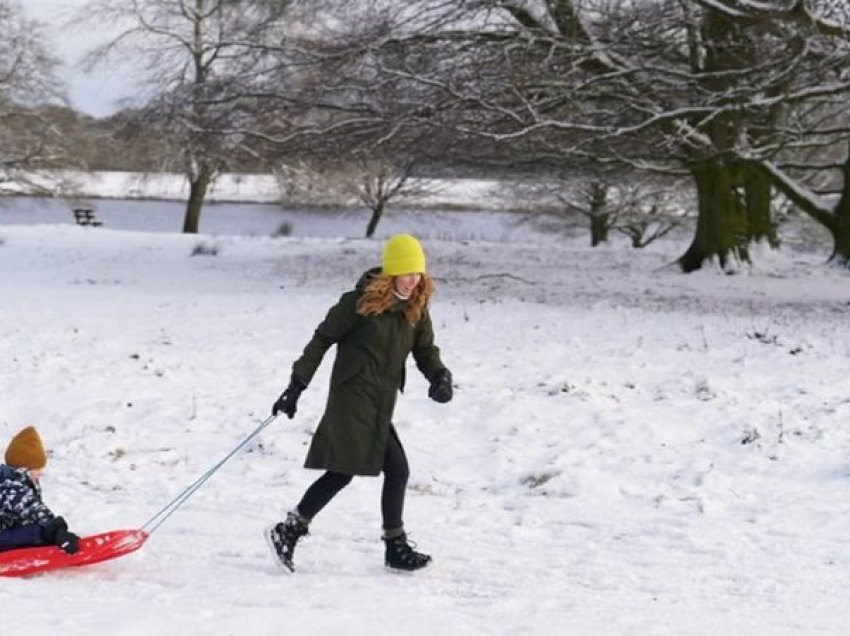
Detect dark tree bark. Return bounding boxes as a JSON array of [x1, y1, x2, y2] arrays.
[[742, 163, 779, 248], [757, 147, 850, 267], [589, 214, 612, 247], [365, 200, 385, 239], [679, 159, 748, 272], [183, 164, 214, 234], [828, 149, 850, 266]]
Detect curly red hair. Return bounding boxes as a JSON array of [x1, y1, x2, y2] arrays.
[[357, 273, 435, 326]]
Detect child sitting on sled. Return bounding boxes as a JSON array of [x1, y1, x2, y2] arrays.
[[0, 426, 80, 554]]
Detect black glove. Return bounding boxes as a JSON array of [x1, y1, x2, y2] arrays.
[[272, 377, 307, 418], [428, 369, 453, 404], [44, 517, 81, 555], [56, 528, 80, 554]]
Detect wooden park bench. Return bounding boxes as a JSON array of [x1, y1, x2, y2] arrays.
[[72, 207, 103, 227]]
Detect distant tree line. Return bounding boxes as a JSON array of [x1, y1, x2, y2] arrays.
[[2, 0, 850, 271]]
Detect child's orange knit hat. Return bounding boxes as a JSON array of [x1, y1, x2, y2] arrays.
[[5, 426, 47, 470]]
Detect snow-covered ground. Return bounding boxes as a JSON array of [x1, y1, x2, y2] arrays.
[[1, 201, 849, 635]]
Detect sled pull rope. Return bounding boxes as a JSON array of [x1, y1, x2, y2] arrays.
[[141, 414, 278, 535]]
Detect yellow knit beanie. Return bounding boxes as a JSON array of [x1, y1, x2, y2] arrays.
[[382, 234, 426, 276], [5, 426, 47, 470]]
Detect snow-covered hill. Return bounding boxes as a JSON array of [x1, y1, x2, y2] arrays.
[[0, 217, 848, 635]]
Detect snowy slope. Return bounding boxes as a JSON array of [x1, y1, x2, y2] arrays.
[[0, 217, 849, 635]]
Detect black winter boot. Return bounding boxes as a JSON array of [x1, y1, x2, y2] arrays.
[[382, 530, 431, 572], [266, 511, 309, 572]]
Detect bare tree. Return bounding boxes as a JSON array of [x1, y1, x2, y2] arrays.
[[362, 0, 850, 270], [558, 181, 620, 247], [518, 175, 688, 248], [353, 158, 440, 237], [683, 0, 850, 267], [615, 198, 684, 249], [275, 155, 440, 237], [77, 0, 314, 233], [760, 148, 850, 267], [0, 0, 67, 193]]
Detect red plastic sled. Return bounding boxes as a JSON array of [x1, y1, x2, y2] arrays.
[[0, 529, 148, 578]]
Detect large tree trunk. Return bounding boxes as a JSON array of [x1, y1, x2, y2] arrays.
[[590, 213, 611, 246], [756, 150, 850, 267], [677, 8, 777, 272], [182, 165, 214, 234], [831, 211, 850, 266], [678, 158, 749, 272], [829, 151, 850, 266], [742, 163, 779, 248], [587, 181, 610, 246]]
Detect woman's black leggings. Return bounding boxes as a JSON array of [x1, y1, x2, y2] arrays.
[[295, 429, 410, 530]]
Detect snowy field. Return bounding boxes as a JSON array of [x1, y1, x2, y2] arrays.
[[1, 200, 849, 635]]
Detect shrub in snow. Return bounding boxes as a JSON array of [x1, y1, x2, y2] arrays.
[[747, 329, 779, 345], [191, 242, 220, 257], [694, 379, 715, 401], [741, 428, 761, 445], [520, 471, 560, 489], [273, 221, 293, 237]]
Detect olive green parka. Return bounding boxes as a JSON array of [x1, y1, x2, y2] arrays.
[[292, 269, 447, 476]]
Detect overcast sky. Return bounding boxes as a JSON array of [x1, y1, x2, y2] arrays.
[[25, 0, 129, 117]]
